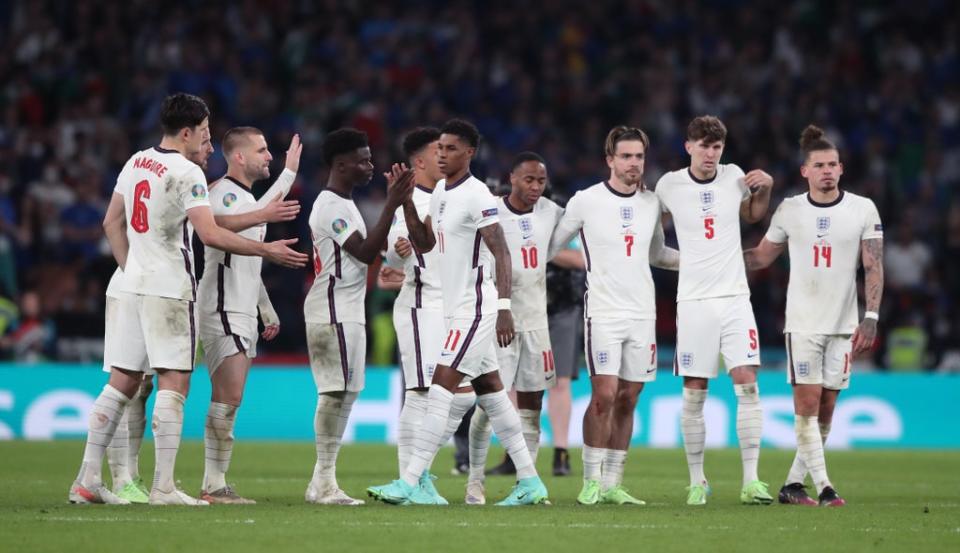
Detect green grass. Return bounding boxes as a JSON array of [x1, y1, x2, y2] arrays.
[[1, 441, 957, 552]]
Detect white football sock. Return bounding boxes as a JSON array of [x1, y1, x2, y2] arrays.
[[680, 387, 708, 486], [77, 384, 130, 488], [202, 402, 238, 492], [397, 390, 428, 476], [126, 390, 147, 481], [403, 385, 454, 485], [467, 406, 491, 483], [479, 390, 536, 480], [151, 390, 185, 493], [429, 391, 476, 468], [795, 415, 831, 494], [312, 392, 356, 491], [106, 406, 132, 489], [787, 421, 832, 485], [518, 409, 541, 463], [734, 383, 763, 486], [601, 448, 627, 491], [582, 444, 605, 482]]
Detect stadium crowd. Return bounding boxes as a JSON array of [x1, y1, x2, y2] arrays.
[[0, 0, 957, 370]]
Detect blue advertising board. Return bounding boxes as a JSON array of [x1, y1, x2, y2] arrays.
[[1, 364, 957, 448]]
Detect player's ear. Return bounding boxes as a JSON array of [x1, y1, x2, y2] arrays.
[[836, 162, 844, 177], [684, 141, 693, 155], [800, 163, 808, 179]]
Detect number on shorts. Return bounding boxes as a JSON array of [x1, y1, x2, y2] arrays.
[[444, 329, 462, 351], [624, 234, 634, 256], [649, 343, 657, 365], [748, 329, 758, 350], [704, 217, 715, 239], [542, 350, 555, 373], [521, 246, 538, 268], [813, 244, 832, 268], [131, 179, 151, 233]]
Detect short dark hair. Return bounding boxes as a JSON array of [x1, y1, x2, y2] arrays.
[[222, 126, 264, 157], [510, 151, 546, 172], [687, 116, 727, 144], [799, 125, 838, 159], [160, 93, 210, 136], [604, 126, 650, 158], [440, 118, 480, 148], [322, 128, 368, 166], [402, 127, 441, 159]]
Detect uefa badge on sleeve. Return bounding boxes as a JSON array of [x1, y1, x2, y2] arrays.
[[191, 183, 207, 199], [332, 218, 348, 234], [223, 192, 237, 207]]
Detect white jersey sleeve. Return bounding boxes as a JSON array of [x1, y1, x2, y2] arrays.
[[304, 191, 368, 324], [765, 201, 789, 244]]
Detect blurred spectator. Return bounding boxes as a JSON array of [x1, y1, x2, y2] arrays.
[[0, 1, 957, 367], [0, 291, 55, 362]]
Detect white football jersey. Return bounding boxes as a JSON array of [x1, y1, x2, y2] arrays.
[[113, 146, 209, 301], [386, 185, 442, 310], [549, 182, 664, 320], [495, 195, 564, 331], [429, 174, 499, 320], [304, 190, 368, 324], [197, 177, 265, 321], [656, 164, 751, 301], [766, 190, 883, 334]]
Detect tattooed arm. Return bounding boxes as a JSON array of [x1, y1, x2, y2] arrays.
[[852, 237, 884, 354], [479, 222, 515, 347]]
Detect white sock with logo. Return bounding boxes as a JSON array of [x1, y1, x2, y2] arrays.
[[467, 406, 491, 483], [582, 444, 605, 482], [398, 390, 429, 475], [601, 448, 627, 491], [77, 385, 131, 488], [734, 383, 763, 486], [151, 390, 185, 493], [202, 402, 238, 492], [680, 387, 708, 486]]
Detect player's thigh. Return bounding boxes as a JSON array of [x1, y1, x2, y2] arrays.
[[139, 295, 197, 372], [620, 320, 658, 383], [719, 295, 761, 371], [823, 335, 853, 391], [513, 328, 556, 392], [103, 294, 151, 375], [585, 319, 626, 379], [308, 322, 366, 393], [438, 315, 496, 380], [675, 299, 721, 378]]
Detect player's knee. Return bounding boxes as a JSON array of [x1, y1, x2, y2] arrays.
[[613, 389, 639, 413], [589, 389, 616, 413]]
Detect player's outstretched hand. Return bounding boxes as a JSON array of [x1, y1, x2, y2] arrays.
[[744, 169, 773, 193], [851, 318, 878, 356], [386, 165, 414, 207], [263, 238, 309, 268], [394, 237, 412, 258], [496, 310, 515, 347], [261, 193, 301, 223], [261, 323, 280, 341], [284, 133, 303, 173]]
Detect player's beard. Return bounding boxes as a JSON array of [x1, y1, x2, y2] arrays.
[[616, 168, 642, 188]]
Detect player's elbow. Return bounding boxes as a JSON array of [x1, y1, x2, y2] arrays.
[[195, 225, 224, 249]]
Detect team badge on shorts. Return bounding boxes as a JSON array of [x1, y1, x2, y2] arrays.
[[817, 217, 831, 231], [223, 192, 237, 207], [332, 218, 348, 234], [699, 190, 715, 206], [597, 351, 609, 365], [680, 352, 694, 369], [519, 217, 534, 239], [797, 362, 810, 377], [191, 184, 207, 199]]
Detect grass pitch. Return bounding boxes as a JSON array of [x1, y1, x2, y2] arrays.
[[0, 441, 957, 553]]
